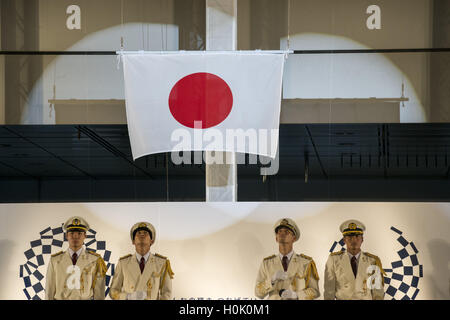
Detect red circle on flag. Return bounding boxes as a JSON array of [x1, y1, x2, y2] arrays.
[[168, 72, 233, 129]]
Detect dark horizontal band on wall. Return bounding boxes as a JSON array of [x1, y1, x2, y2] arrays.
[[292, 48, 450, 54], [0, 48, 449, 55], [1, 123, 450, 202], [0, 51, 118, 55]]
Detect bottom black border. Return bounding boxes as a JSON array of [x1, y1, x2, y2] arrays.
[[1, 300, 447, 319]]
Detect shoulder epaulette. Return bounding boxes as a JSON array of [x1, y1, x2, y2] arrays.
[[87, 250, 101, 257], [264, 254, 276, 261], [120, 254, 132, 260], [363, 252, 379, 260], [330, 251, 345, 256], [155, 253, 167, 260], [87, 251, 107, 278], [51, 251, 63, 257], [305, 257, 320, 283]]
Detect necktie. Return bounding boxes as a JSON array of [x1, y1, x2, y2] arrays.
[[282, 256, 288, 272], [72, 253, 77, 265], [139, 257, 145, 273], [351, 256, 358, 278]]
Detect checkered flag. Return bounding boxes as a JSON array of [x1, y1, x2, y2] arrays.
[[19, 224, 115, 300]]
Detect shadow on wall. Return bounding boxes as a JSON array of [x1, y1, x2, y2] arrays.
[[0, 239, 14, 270], [0, 240, 14, 299], [235, 226, 265, 278], [427, 239, 450, 299], [179, 238, 206, 265]]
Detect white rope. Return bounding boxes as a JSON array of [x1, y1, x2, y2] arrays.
[[117, 0, 124, 69], [120, 0, 124, 50], [116, 52, 122, 70], [287, 0, 291, 50], [141, 0, 144, 50], [160, 0, 165, 51], [50, 58, 57, 119]]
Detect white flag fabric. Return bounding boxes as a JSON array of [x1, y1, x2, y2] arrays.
[[121, 52, 286, 160]]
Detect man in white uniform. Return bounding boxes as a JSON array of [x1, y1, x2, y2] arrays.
[[109, 221, 174, 300], [45, 216, 107, 300], [324, 219, 385, 300], [255, 218, 320, 300]]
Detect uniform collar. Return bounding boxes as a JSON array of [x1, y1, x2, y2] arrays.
[[136, 250, 151, 263], [68, 247, 83, 257], [347, 251, 361, 261], [279, 250, 294, 261]]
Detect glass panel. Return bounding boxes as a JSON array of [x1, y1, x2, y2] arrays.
[[1, 0, 205, 52], [238, 0, 438, 51], [0, 0, 206, 124]]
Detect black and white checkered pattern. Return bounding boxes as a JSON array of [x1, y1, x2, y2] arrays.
[[329, 238, 346, 254], [383, 226, 423, 300], [328, 226, 423, 300], [19, 223, 115, 300]]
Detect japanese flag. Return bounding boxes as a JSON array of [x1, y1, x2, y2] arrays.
[[121, 52, 286, 160]]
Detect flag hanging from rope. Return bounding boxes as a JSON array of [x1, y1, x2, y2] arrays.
[[120, 51, 287, 160]]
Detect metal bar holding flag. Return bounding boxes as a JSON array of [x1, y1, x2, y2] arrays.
[[0, 48, 449, 55]]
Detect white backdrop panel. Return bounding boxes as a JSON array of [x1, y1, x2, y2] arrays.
[[0, 202, 448, 300]]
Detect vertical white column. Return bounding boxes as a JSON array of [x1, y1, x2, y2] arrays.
[[205, 0, 237, 202], [206, 0, 237, 51]]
